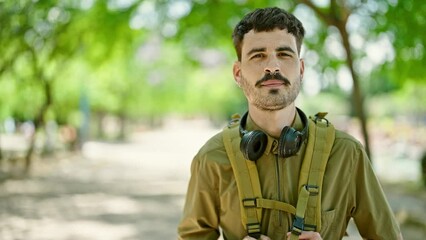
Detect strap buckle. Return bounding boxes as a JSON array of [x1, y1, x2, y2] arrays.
[[304, 185, 319, 196], [303, 223, 317, 231], [247, 223, 261, 239], [313, 112, 330, 126], [242, 198, 258, 208], [227, 113, 241, 128], [291, 216, 304, 235]]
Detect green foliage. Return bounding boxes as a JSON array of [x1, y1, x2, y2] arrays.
[[368, 81, 426, 118], [0, 0, 424, 137], [373, 0, 426, 83], [175, 0, 296, 54]]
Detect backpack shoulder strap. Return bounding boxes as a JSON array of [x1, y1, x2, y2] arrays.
[[223, 117, 297, 238], [222, 119, 263, 238], [290, 113, 335, 238], [224, 112, 335, 239]]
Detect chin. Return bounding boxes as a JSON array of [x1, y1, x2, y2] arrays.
[[255, 104, 286, 112], [268, 89, 280, 95]]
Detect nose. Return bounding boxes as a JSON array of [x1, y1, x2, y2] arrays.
[[264, 67, 281, 76], [264, 58, 280, 74], [265, 68, 280, 75]]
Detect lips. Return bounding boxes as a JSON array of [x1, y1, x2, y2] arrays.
[[255, 73, 291, 87], [260, 80, 285, 87]]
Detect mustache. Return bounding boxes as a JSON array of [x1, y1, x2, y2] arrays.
[[255, 72, 291, 87]]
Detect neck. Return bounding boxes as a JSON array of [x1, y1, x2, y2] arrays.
[[248, 103, 297, 138]]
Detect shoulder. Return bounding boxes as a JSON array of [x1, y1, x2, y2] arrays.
[[320, 128, 371, 191], [193, 130, 230, 166], [333, 129, 364, 151], [189, 130, 233, 187], [334, 129, 363, 148], [308, 121, 365, 157], [328, 128, 369, 168], [198, 131, 225, 156]]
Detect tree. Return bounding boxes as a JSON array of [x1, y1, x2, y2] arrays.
[[175, 0, 426, 159], [373, 0, 426, 84], [1, 0, 424, 173], [0, 0, 146, 172], [297, 0, 372, 156], [296, 0, 426, 158], [0, 0, 76, 172]]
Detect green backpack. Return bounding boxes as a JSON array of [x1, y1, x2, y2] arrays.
[[222, 113, 335, 239]]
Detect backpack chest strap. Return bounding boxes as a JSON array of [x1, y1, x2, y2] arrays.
[[256, 198, 296, 214]]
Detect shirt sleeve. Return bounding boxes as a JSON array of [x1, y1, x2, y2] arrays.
[[178, 153, 221, 240], [350, 145, 402, 239]]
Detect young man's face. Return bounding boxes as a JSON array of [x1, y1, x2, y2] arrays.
[[233, 28, 304, 111]]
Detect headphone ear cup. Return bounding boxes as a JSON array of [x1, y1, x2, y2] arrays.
[[278, 126, 301, 158], [240, 130, 268, 161]]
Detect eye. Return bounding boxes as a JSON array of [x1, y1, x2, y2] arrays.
[[250, 53, 265, 59], [278, 52, 291, 57]]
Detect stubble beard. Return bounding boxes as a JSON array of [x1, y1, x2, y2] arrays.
[[240, 74, 301, 111]]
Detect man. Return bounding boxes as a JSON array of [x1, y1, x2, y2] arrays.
[[178, 7, 402, 240]]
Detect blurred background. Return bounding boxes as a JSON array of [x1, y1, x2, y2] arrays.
[[0, 0, 425, 239]]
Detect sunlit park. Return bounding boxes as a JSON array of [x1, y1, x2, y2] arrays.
[[0, 0, 425, 239]]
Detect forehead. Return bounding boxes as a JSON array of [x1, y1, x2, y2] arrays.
[[241, 29, 298, 53]]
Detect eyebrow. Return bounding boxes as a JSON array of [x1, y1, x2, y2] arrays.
[[246, 47, 266, 57], [276, 46, 296, 54], [246, 46, 296, 57]]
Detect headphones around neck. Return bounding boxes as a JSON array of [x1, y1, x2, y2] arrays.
[[239, 107, 309, 161]]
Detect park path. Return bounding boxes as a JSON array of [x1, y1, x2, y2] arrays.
[[0, 118, 425, 239], [0, 119, 217, 240]]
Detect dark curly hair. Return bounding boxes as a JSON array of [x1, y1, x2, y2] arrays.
[[232, 7, 305, 61]]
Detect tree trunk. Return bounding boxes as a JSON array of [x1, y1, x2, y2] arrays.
[[298, 0, 372, 159], [96, 111, 105, 139], [0, 133, 3, 162], [25, 128, 38, 173], [24, 108, 48, 174], [335, 23, 372, 158], [24, 78, 52, 174], [118, 113, 126, 141], [23, 46, 54, 174]]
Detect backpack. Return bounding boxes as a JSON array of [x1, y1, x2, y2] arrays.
[[222, 112, 335, 239]]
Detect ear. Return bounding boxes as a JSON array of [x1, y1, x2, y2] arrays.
[[299, 58, 305, 81], [233, 61, 242, 85]]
